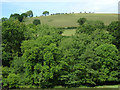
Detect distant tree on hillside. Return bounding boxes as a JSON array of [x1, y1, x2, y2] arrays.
[[26, 10, 33, 17], [77, 18, 87, 25], [21, 13, 27, 18], [10, 13, 24, 22], [10, 13, 20, 19], [43, 11, 49, 16], [33, 19, 41, 25]]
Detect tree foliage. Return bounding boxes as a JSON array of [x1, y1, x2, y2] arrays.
[[77, 18, 87, 25], [26, 10, 33, 17], [2, 17, 119, 89], [1, 17, 8, 22], [33, 19, 41, 25], [10, 13, 24, 22], [43, 11, 49, 16], [21, 13, 27, 18], [2, 20, 26, 66], [107, 21, 120, 50]]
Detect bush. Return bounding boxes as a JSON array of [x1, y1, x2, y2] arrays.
[[77, 18, 87, 25], [7, 73, 20, 88], [86, 20, 105, 29], [107, 21, 120, 49], [76, 24, 96, 35], [33, 19, 41, 25]]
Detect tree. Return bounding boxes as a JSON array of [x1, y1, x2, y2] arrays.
[[20, 35, 62, 88], [107, 21, 120, 50], [26, 10, 33, 17], [7, 73, 20, 88], [21, 13, 27, 18], [77, 18, 87, 25], [33, 19, 41, 25], [94, 44, 119, 83], [10, 13, 20, 19], [86, 20, 105, 29], [76, 24, 96, 35], [42, 11, 49, 16], [10, 13, 24, 22], [2, 20, 25, 66], [18, 15, 23, 22], [1, 17, 8, 22]]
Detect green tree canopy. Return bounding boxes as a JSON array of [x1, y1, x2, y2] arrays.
[[42, 11, 49, 16], [2, 20, 26, 66], [1, 17, 8, 22], [77, 18, 87, 25], [21, 13, 27, 18], [26, 10, 33, 17], [33, 19, 41, 25], [107, 21, 120, 50], [10, 13, 20, 19], [10, 13, 24, 22]]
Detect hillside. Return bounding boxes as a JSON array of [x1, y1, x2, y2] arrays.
[[24, 13, 118, 27]]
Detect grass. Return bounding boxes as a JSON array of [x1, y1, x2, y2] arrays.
[[24, 13, 118, 27], [54, 85, 119, 89], [62, 29, 76, 36], [95, 85, 119, 88]]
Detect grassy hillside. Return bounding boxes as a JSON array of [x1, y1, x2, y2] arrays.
[[24, 13, 118, 27]]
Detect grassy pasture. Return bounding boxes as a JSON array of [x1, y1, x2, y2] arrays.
[[24, 13, 118, 27], [95, 85, 119, 88], [62, 29, 76, 36]]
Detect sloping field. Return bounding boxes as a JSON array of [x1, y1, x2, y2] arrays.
[[24, 13, 118, 27]]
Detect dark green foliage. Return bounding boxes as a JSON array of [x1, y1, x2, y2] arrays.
[[20, 36, 62, 88], [2, 18, 119, 89], [1, 17, 8, 22], [43, 11, 49, 16], [95, 44, 119, 82], [2, 20, 26, 66], [10, 13, 20, 19], [107, 21, 120, 50], [76, 24, 96, 35], [26, 10, 33, 17], [2, 51, 12, 66], [33, 19, 41, 25], [10, 13, 24, 22], [77, 18, 87, 25], [21, 13, 27, 18], [18, 15, 23, 22]]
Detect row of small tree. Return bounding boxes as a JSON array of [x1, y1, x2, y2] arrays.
[[9, 10, 33, 22]]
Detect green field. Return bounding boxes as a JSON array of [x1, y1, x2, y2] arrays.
[[24, 13, 118, 27], [62, 29, 76, 36], [95, 85, 119, 88]]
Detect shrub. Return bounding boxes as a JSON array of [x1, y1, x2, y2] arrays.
[[86, 20, 105, 29], [33, 19, 41, 25], [77, 18, 87, 25], [7, 73, 20, 88]]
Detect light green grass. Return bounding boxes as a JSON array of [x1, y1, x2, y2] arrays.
[[95, 85, 119, 88], [62, 29, 76, 36], [54, 85, 119, 88], [24, 13, 118, 27]]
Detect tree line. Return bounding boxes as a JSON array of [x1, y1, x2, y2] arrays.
[[1, 14, 120, 89], [1, 10, 50, 23]]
